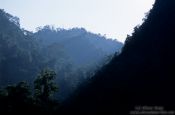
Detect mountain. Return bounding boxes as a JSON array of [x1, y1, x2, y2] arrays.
[[0, 9, 42, 86], [34, 26, 123, 101], [34, 26, 122, 67], [62, 0, 175, 114], [0, 9, 123, 101]]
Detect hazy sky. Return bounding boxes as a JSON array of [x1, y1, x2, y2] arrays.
[[0, 0, 155, 42]]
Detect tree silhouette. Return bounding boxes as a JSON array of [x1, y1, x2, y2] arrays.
[[0, 81, 33, 113], [34, 69, 58, 101], [0, 70, 59, 113]]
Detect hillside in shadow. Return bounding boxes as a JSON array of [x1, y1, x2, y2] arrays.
[[61, 0, 175, 114]]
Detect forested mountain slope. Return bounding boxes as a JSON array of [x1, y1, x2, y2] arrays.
[[0, 9, 123, 101], [34, 26, 123, 101], [0, 9, 42, 86]]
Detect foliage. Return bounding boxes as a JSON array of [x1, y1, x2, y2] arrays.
[[0, 69, 59, 114], [34, 69, 58, 101], [0, 81, 33, 113], [0, 8, 123, 102]]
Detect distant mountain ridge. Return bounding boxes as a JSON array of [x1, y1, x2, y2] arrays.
[[0, 9, 123, 101], [35, 26, 123, 67], [34, 26, 123, 101]]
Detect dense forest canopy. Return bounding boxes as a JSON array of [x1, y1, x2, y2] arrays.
[[0, 9, 123, 102]]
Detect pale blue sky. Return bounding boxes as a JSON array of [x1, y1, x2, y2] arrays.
[[0, 0, 155, 42]]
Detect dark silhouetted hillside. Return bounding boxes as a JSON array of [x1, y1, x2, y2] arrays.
[[61, 0, 175, 114]]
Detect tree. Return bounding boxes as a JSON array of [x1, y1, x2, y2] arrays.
[[0, 81, 32, 113], [0, 70, 59, 113], [34, 69, 58, 101], [6, 81, 31, 100]]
